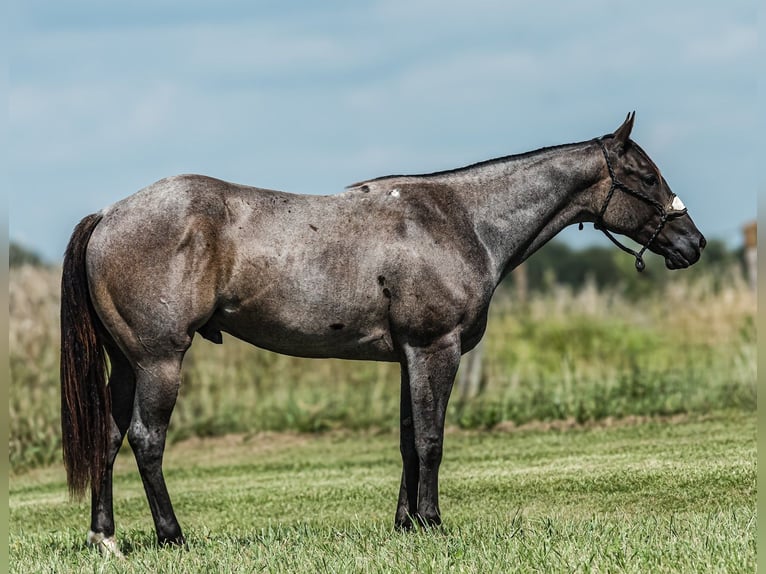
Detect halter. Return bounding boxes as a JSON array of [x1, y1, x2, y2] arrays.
[[582, 137, 688, 272]]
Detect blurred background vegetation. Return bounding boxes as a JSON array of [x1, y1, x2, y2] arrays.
[[9, 237, 756, 473]]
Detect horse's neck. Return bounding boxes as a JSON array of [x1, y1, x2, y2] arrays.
[[438, 141, 604, 284]]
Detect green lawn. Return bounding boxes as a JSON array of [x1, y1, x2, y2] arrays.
[[9, 412, 755, 573]]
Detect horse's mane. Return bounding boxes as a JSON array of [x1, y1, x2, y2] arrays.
[[346, 139, 595, 189]]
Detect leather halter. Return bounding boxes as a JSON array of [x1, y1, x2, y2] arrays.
[[585, 137, 688, 272]]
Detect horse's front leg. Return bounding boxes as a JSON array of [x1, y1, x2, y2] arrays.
[[395, 362, 418, 529], [398, 332, 461, 528]]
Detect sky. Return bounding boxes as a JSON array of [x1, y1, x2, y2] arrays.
[[8, 1, 757, 263]]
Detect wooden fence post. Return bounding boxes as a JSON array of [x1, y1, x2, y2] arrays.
[[513, 261, 528, 306], [457, 339, 485, 403], [743, 221, 756, 292], [456, 263, 526, 403]]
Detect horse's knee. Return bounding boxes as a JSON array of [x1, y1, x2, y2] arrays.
[[416, 436, 443, 466], [127, 421, 165, 464], [400, 416, 415, 451]]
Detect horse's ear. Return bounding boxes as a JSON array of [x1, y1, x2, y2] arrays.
[[612, 111, 635, 153]]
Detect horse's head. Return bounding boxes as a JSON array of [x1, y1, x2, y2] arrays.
[[591, 112, 706, 271]]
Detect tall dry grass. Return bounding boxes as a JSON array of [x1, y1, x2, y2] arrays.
[[9, 264, 756, 473], [10, 266, 62, 470]]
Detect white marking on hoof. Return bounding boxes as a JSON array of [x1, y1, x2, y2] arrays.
[[87, 530, 125, 559], [389, 188, 400, 197], [671, 195, 685, 211]]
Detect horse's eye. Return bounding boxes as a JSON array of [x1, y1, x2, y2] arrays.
[[642, 174, 658, 186]]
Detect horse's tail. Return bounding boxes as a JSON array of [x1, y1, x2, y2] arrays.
[[60, 212, 111, 499]]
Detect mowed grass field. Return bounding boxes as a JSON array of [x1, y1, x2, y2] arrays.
[[9, 412, 755, 573]]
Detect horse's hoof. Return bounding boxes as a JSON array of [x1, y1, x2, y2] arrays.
[[415, 513, 442, 529], [86, 530, 125, 559], [395, 513, 442, 531]]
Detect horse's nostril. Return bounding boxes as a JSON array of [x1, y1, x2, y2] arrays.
[[699, 235, 707, 250]]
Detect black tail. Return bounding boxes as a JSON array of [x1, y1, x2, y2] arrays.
[[60, 212, 111, 499]]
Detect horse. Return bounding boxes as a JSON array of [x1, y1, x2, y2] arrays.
[[60, 112, 706, 555]]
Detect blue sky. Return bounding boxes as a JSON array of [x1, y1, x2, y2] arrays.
[[9, 1, 757, 262]]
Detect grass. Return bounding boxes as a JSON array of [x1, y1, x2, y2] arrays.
[[9, 265, 756, 472], [9, 411, 756, 573]]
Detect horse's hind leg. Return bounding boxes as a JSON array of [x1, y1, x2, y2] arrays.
[[87, 344, 135, 556], [127, 353, 186, 546]]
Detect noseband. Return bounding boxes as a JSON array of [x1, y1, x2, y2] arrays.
[[582, 138, 688, 272]]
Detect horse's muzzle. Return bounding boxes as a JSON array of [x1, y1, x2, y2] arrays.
[[664, 232, 706, 269]]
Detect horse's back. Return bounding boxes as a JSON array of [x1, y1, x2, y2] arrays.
[[83, 175, 393, 359]]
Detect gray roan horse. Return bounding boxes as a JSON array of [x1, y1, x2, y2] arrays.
[[60, 113, 705, 555]]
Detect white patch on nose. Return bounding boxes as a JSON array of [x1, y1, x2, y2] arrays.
[[389, 188, 400, 197], [87, 530, 125, 559], [671, 196, 686, 211]]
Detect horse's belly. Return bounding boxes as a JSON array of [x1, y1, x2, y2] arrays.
[[208, 301, 397, 362], [223, 323, 397, 361]]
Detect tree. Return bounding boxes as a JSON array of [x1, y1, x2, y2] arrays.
[[10, 242, 45, 268], [502, 237, 742, 297]]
